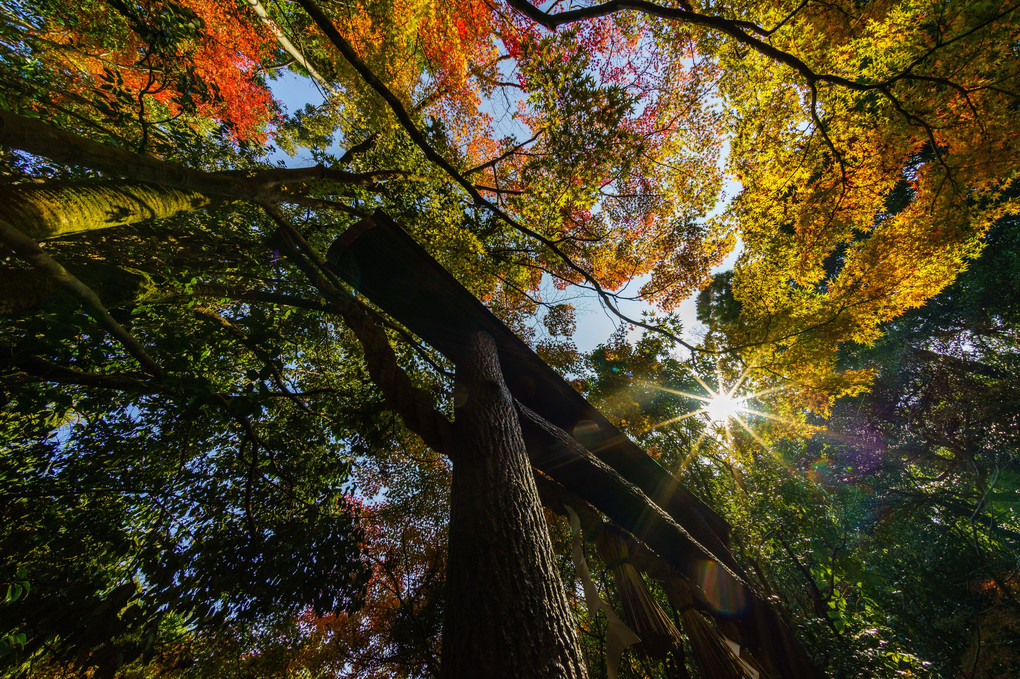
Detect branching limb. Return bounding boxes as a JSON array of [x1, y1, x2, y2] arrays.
[[504, 0, 975, 184], [0, 110, 407, 207], [192, 283, 331, 312], [243, 0, 338, 95], [6, 355, 155, 390], [280, 195, 372, 218], [243, 166, 429, 188], [337, 132, 380, 165], [262, 203, 455, 455], [762, 0, 811, 36], [193, 281, 451, 378], [0, 218, 165, 377], [463, 131, 542, 176], [193, 304, 316, 415]]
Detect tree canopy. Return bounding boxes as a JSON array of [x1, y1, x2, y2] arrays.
[[1, 0, 1018, 677]]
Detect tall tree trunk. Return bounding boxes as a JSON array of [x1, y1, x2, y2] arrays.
[[441, 331, 586, 679]]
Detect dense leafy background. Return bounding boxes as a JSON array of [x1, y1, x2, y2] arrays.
[[2, 0, 1019, 677]]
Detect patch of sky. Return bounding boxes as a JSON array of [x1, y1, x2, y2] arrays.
[[264, 71, 330, 166]]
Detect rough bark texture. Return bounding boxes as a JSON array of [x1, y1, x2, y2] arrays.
[[327, 213, 822, 679], [2, 181, 216, 241], [441, 331, 586, 679], [0, 110, 249, 199]]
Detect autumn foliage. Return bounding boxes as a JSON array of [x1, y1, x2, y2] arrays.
[[4, 1, 1020, 675], [22, 0, 277, 143]]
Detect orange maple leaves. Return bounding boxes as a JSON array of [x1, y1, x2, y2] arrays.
[[35, 0, 277, 143]]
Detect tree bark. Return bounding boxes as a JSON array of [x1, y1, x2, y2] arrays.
[[441, 331, 586, 679], [0, 110, 400, 209], [0, 110, 249, 198], [2, 181, 216, 241]]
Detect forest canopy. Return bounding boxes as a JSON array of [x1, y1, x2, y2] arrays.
[[1, 0, 1018, 677]]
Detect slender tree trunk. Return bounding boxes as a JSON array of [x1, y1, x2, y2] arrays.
[[441, 331, 586, 679], [243, 0, 338, 95]]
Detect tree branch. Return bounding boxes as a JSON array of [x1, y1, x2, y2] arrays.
[[7, 355, 155, 390], [243, 0, 338, 95], [0, 219, 165, 376], [262, 203, 455, 455], [463, 131, 542, 176]]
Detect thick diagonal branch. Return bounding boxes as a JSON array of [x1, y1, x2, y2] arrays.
[[263, 206, 454, 456], [0, 219, 164, 376], [0, 111, 410, 210]]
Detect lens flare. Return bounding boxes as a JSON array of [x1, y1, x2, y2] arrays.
[[695, 559, 748, 616]]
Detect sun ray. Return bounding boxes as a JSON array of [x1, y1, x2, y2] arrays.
[[732, 414, 772, 453], [731, 414, 806, 480], [682, 364, 718, 398], [638, 381, 715, 404], [638, 408, 704, 434], [727, 363, 752, 397], [740, 407, 800, 426], [742, 385, 788, 399], [636, 363, 800, 478], [672, 429, 707, 476]]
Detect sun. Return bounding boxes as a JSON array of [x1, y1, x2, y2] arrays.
[[636, 362, 795, 462], [703, 392, 746, 424], [634, 363, 802, 477]]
